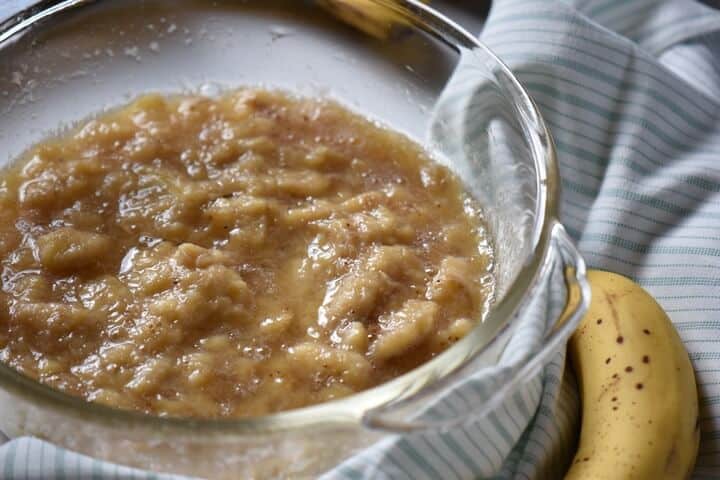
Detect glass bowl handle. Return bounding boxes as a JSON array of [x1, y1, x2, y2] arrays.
[[362, 222, 590, 433]]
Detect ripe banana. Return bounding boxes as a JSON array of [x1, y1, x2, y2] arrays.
[[566, 270, 699, 480], [318, 0, 428, 40]]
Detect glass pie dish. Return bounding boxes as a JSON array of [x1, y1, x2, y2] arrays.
[[0, 0, 590, 478]]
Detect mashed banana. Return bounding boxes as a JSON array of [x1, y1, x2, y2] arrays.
[[0, 89, 494, 417]]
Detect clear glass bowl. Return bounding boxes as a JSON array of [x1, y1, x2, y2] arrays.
[[0, 1, 590, 478]]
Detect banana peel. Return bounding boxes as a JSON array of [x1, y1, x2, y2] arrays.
[[566, 270, 700, 479], [318, 0, 429, 40]]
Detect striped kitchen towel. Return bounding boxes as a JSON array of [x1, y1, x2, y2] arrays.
[[479, 0, 720, 478], [1, 0, 720, 478]]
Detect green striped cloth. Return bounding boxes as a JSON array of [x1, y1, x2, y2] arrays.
[[1, 0, 720, 478]]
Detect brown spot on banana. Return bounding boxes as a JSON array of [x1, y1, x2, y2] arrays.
[[597, 373, 622, 401], [604, 290, 622, 333], [664, 443, 677, 473]]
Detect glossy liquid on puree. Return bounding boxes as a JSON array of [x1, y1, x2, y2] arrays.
[[0, 89, 494, 417]]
